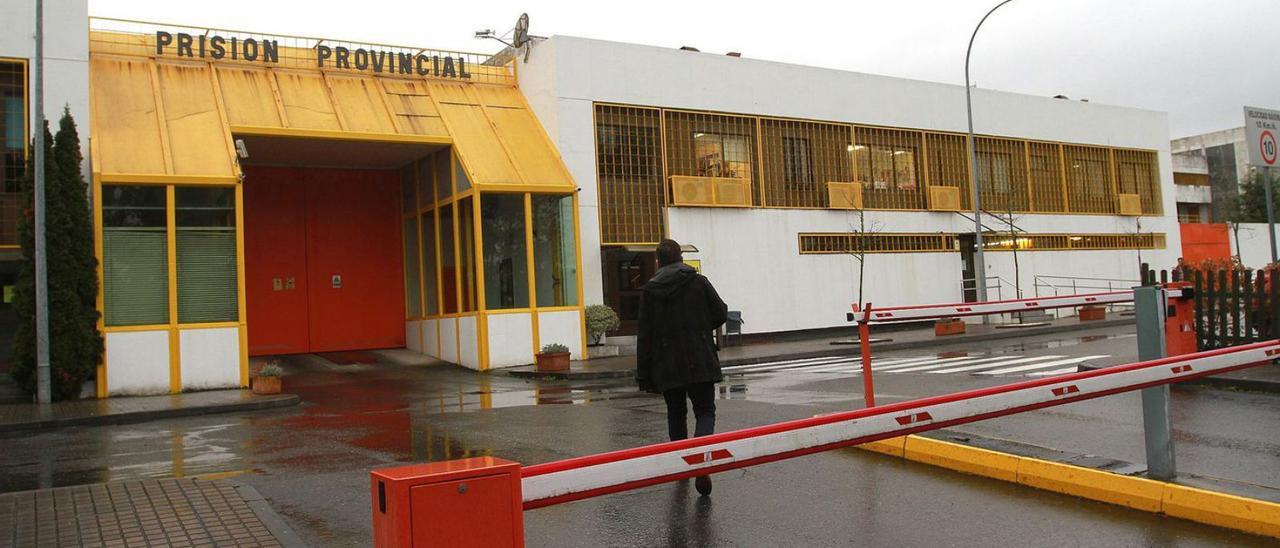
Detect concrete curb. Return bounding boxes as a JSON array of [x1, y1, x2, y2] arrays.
[[506, 368, 632, 381], [0, 393, 301, 433], [233, 482, 311, 548], [1079, 362, 1280, 393], [856, 435, 1280, 539]]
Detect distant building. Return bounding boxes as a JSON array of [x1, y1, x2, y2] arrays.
[[1171, 127, 1249, 222]]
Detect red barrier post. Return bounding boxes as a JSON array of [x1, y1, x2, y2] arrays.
[[859, 303, 875, 407], [371, 457, 524, 548]]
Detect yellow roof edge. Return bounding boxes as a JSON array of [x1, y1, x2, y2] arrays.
[[229, 125, 453, 145]]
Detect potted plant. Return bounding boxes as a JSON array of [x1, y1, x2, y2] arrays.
[[252, 362, 283, 395], [585, 304, 621, 346], [536, 343, 571, 372]]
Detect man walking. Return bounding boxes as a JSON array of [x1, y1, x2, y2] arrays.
[[636, 239, 728, 496]]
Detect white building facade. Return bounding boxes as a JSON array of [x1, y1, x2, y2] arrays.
[[1, 0, 91, 365], [518, 36, 1179, 335]]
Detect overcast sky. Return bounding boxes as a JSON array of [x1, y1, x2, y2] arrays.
[[90, 0, 1278, 138]]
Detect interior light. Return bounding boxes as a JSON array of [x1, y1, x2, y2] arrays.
[[846, 144, 854, 151], [893, 150, 907, 156], [694, 132, 705, 138], [853, 145, 867, 150], [1069, 236, 1083, 241]]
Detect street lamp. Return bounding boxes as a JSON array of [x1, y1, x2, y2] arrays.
[[965, 0, 1016, 304]]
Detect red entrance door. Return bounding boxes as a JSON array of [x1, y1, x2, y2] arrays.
[[244, 166, 405, 356]]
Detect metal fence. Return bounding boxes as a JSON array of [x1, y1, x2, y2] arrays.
[[1170, 268, 1280, 350]]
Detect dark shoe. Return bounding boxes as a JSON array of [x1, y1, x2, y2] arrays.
[[695, 475, 712, 496]]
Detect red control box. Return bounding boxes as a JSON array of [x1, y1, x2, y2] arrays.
[[371, 457, 524, 548], [1164, 282, 1197, 357]]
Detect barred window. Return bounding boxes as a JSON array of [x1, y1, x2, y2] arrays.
[[798, 233, 956, 254], [781, 137, 813, 185], [594, 105, 664, 244]]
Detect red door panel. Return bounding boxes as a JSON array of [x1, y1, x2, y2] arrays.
[[306, 169, 406, 352], [244, 167, 310, 355]]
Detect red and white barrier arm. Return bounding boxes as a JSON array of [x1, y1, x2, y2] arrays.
[[520, 339, 1276, 509], [859, 288, 1182, 323]]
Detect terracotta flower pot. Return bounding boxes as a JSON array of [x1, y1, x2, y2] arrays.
[[252, 375, 282, 395], [535, 352, 570, 372]]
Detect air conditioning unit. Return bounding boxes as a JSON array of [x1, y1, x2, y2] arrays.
[[1117, 193, 1142, 216], [713, 178, 752, 207], [670, 176, 752, 207], [671, 176, 715, 206], [827, 182, 863, 210], [929, 187, 962, 211]]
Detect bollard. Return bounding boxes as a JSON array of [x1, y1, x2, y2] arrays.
[[371, 456, 524, 548], [1135, 286, 1175, 480]]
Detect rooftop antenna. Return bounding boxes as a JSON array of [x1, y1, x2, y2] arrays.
[[475, 13, 534, 61]]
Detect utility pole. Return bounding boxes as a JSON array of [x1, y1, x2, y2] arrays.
[[965, 0, 1016, 307], [34, 0, 51, 404]]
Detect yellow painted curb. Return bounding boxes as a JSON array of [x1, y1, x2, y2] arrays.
[[1163, 483, 1280, 538], [854, 435, 1280, 539], [1016, 457, 1165, 512], [857, 436, 906, 458], [904, 436, 1018, 483]]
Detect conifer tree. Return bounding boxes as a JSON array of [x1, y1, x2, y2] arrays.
[[11, 109, 103, 400]]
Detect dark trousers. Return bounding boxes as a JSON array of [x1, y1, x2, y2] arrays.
[[663, 381, 716, 441]]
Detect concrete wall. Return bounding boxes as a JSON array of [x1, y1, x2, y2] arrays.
[[1232, 223, 1280, 269], [519, 35, 1179, 334], [1171, 127, 1249, 184], [0, 0, 90, 142]]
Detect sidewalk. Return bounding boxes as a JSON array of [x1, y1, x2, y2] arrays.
[[506, 314, 1134, 380], [0, 389, 299, 434], [0, 478, 304, 547]]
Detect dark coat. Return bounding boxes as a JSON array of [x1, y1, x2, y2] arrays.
[[636, 263, 728, 393]]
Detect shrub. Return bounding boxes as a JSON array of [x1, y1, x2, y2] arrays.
[[540, 343, 569, 355], [584, 304, 620, 345], [256, 363, 284, 377]]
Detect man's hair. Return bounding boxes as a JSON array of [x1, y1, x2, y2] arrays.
[[656, 239, 683, 266]]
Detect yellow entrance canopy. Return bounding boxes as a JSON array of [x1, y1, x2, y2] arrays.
[[87, 19, 575, 190]]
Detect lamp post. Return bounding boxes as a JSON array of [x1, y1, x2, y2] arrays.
[[34, 0, 51, 404], [965, 0, 1016, 305]]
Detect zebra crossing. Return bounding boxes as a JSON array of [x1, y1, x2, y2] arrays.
[[721, 352, 1110, 379]]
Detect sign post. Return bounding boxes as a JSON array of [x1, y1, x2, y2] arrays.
[[1244, 106, 1280, 264]]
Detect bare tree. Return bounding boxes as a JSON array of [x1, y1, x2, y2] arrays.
[[847, 207, 885, 309]]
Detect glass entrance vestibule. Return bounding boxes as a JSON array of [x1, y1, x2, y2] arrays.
[[400, 148, 583, 370]]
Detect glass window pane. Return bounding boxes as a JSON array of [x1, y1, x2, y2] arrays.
[[416, 157, 433, 208], [532, 194, 578, 307], [176, 187, 237, 323], [402, 217, 421, 318], [421, 210, 438, 315], [103, 185, 169, 326], [439, 203, 457, 314], [1, 61, 25, 246], [458, 196, 477, 312], [435, 151, 452, 200], [481, 194, 529, 310], [454, 152, 472, 193], [400, 165, 415, 215]]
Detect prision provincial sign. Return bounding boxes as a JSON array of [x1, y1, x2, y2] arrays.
[[154, 31, 474, 79]]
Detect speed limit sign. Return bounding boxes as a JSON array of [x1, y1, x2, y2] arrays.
[[1262, 130, 1278, 166], [1245, 106, 1280, 167]]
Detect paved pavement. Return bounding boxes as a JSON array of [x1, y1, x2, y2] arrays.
[[0, 478, 297, 547], [2, 325, 1278, 546]]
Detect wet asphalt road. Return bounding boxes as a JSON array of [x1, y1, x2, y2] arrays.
[[2, 325, 1278, 546]]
